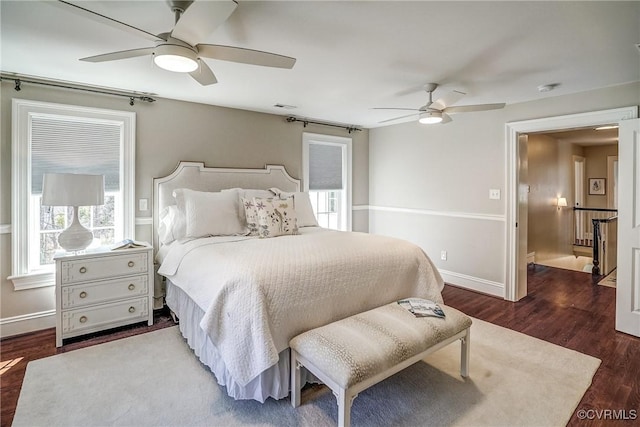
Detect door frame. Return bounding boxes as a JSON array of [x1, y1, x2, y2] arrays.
[[505, 106, 638, 302]]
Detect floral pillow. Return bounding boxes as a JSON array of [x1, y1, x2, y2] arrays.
[[241, 197, 260, 236], [253, 197, 298, 238]]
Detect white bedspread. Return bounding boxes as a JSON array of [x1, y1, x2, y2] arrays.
[[158, 228, 444, 386]]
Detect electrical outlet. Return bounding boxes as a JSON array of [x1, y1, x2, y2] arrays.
[[139, 198, 148, 211], [489, 189, 501, 200], [440, 250, 447, 261]]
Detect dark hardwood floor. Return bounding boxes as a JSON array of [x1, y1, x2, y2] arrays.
[[442, 265, 640, 427], [1, 266, 638, 427]]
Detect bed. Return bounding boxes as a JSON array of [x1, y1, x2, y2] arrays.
[[153, 161, 445, 402]]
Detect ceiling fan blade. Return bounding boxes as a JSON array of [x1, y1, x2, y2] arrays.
[[171, 0, 238, 47], [197, 44, 296, 69], [189, 60, 218, 86], [80, 47, 155, 63], [443, 103, 506, 113], [441, 113, 453, 124], [372, 107, 420, 111], [430, 90, 465, 111], [378, 113, 417, 124], [54, 1, 166, 42]]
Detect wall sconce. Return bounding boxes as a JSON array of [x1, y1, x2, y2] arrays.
[[556, 197, 567, 211]]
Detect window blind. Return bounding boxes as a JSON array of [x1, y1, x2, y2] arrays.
[[309, 143, 343, 190], [31, 116, 121, 194]]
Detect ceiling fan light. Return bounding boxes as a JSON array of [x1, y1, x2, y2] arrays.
[[418, 111, 443, 124], [153, 44, 198, 73]]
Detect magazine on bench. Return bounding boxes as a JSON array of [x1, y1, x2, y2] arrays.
[[398, 298, 446, 318]]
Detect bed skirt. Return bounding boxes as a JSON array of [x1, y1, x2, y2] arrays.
[[166, 280, 301, 402]]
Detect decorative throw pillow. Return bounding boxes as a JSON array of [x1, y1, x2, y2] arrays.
[[223, 188, 276, 229], [241, 197, 261, 236], [269, 188, 319, 227], [254, 197, 298, 238]]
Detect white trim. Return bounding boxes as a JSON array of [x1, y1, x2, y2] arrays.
[[8, 271, 55, 290], [0, 224, 10, 234], [352, 205, 368, 211], [440, 269, 504, 297], [0, 309, 56, 338], [135, 217, 153, 226], [367, 204, 505, 222], [303, 132, 353, 231], [10, 99, 136, 288], [505, 106, 638, 301]]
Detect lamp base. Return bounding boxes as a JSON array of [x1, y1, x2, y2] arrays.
[[57, 206, 93, 252]]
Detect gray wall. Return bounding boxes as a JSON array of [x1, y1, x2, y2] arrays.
[[368, 81, 640, 297], [0, 81, 369, 334]]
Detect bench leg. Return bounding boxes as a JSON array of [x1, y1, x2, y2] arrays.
[[291, 350, 301, 408], [337, 388, 352, 427], [460, 328, 470, 378]]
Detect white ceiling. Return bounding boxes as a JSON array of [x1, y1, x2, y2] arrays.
[[1, 1, 639, 129]]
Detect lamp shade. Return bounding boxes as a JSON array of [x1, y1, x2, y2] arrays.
[[557, 197, 568, 207], [42, 173, 104, 207]]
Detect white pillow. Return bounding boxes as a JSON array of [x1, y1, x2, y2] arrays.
[[269, 188, 319, 227], [158, 205, 186, 244], [254, 196, 298, 238], [177, 188, 245, 238]]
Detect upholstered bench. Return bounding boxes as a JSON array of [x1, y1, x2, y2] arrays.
[[289, 302, 472, 427]]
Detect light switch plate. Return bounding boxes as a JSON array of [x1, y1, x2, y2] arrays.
[[489, 189, 501, 200], [139, 198, 148, 211]]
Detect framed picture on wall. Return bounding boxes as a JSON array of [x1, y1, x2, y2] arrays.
[[589, 178, 606, 195]]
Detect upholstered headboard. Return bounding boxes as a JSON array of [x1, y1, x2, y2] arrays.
[[152, 161, 300, 251]]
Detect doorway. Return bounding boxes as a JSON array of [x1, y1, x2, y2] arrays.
[[504, 106, 637, 302], [526, 129, 618, 274]]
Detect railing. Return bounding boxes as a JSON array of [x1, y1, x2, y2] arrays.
[[592, 216, 618, 276], [573, 207, 618, 275]]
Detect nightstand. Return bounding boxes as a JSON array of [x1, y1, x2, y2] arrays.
[[55, 244, 154, 347]]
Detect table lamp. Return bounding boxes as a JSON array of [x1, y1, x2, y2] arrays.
[[42, 173, 105, 252]]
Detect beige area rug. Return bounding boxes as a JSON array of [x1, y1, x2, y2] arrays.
[[13, 320, 600, 427], [598, 269, 617, 288]]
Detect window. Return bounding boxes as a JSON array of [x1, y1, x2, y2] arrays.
[[10, 99, 135, 290], [302, 133, 352, 231]]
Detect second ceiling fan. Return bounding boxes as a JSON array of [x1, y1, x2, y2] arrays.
[[375, 83, 505, 124], [58, 0, 296, 86]]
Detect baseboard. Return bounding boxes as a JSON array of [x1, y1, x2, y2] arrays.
[[440, 269, 504, 298], [0, 310, 55, 338]]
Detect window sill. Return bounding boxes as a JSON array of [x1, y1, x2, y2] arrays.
[[8, 271, 55, 291]]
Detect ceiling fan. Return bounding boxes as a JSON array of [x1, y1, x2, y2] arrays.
[[374, 83, 505, 124], [57, 0, 296, 86]]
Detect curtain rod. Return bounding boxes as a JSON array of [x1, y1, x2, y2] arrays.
[[286, 116, 362, 134], [0, 72, 156, 105]]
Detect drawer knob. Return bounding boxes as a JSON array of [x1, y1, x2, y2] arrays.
[[128, 306, 136, 313], [79, 316, 87, 323], [128, 261, 135, 268], [79, 291, 87, 298], [79, 266, 87, 274], [128, 284, 135, 291]]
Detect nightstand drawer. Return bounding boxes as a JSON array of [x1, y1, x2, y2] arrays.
[[61, 275, 149, 309], [61, 297, 149, 337], [61, 252, 149, 284]]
